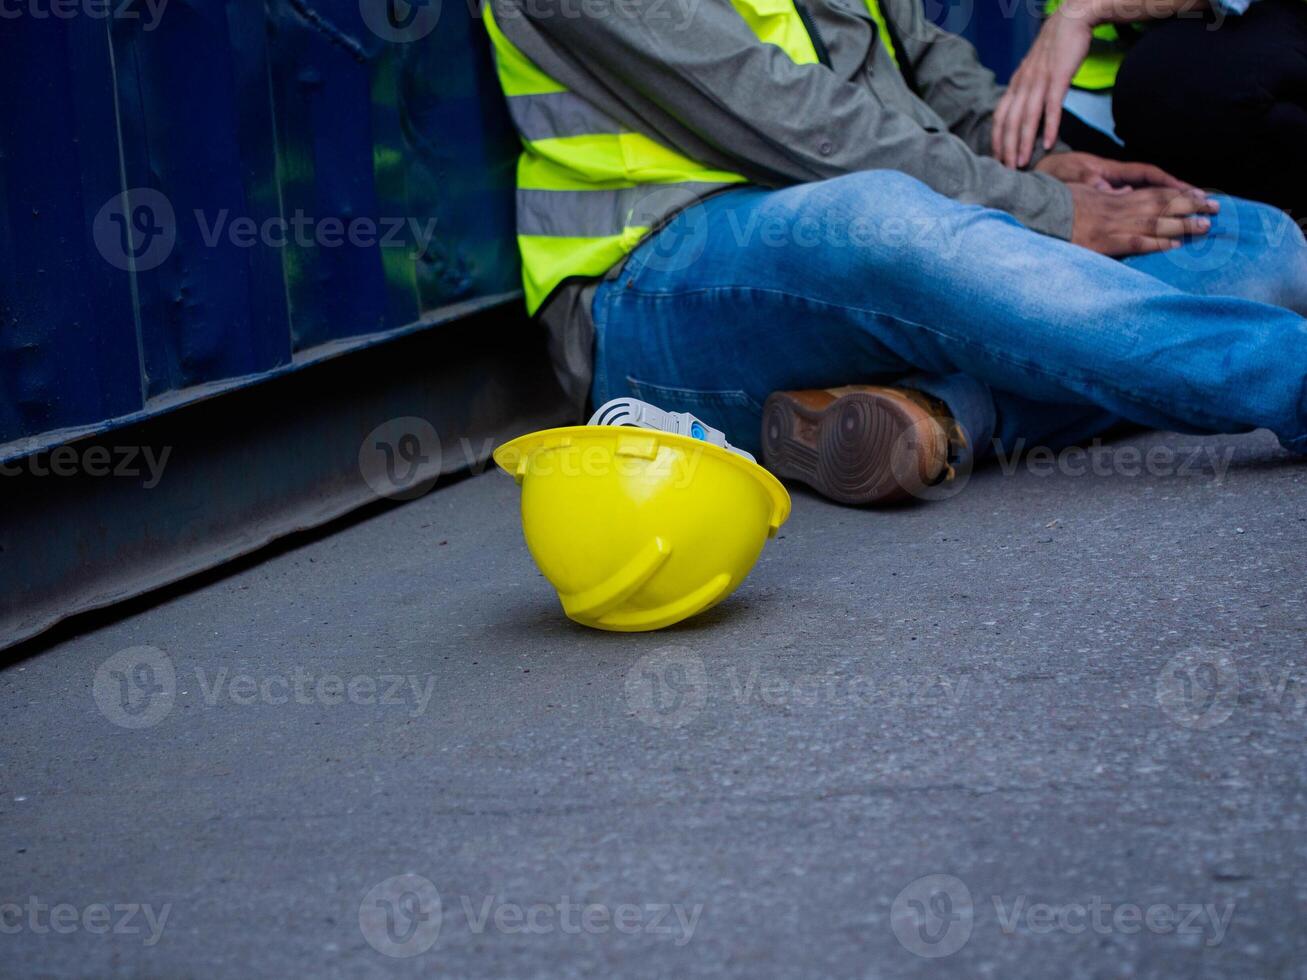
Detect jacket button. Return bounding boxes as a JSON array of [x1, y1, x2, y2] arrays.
[[819, 140, 834, 156]]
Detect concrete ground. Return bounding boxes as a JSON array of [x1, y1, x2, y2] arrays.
[[2, 428, 1305, 978]]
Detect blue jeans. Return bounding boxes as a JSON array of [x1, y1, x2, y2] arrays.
[[590, 171, 1307, 461]]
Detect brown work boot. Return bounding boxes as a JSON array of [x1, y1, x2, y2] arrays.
[[761, 385, 962, 505]]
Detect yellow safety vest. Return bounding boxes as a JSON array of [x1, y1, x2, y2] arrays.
[[484, 0, 900, 313]]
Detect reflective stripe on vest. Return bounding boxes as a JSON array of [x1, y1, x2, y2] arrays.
[[486, 0, 900, 313]]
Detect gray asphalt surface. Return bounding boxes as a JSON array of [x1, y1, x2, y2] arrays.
[[3, 428, 1305, 978]]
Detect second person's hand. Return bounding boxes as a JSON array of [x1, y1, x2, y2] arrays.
[[992, 5, 1095, 168]]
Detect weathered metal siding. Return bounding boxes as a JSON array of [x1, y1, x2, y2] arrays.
[[0, 0, 520, 459]]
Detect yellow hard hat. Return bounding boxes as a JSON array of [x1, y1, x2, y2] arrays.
[[494, 425, 791, 631]]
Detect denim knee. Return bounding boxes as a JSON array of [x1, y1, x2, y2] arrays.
[[1231, 198, 1307, 314], [782, 170, 987, 274]]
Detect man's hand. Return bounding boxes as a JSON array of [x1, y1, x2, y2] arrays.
[[992, 7, 1094, 168], [1036, 151, 1195, 193], [1069, 184, 1220, 255]]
